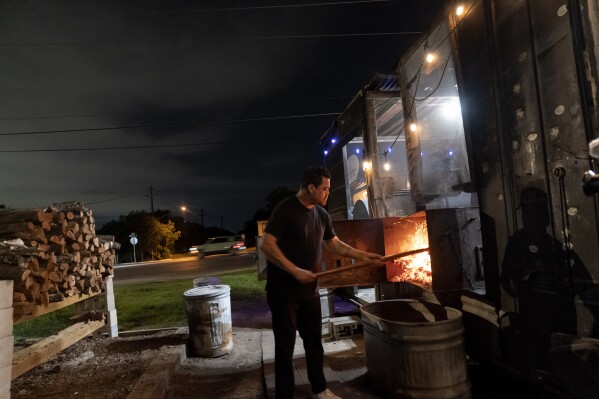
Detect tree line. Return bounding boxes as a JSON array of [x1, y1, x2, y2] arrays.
[[0, 187, 295, 263]]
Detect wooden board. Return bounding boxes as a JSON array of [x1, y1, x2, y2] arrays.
[[11, 319, 105, 379], [13, 291, 102, 325]]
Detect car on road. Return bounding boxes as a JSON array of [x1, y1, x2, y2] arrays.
[[196, 235, 246, 259]]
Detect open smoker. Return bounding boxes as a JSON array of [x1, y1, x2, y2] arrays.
[[320, 208, 484, 300]]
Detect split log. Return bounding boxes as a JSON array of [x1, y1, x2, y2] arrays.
[[0, 208, 53, 224], [46, 201, 87, 214], [13, 292, 28, 302], [0, 222, 36, 235], [0, 262, 30, 281], [0, 226, 47, 244], [13, 301, 36, 316]]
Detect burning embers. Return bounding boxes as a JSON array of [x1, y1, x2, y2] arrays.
[[386, 221, 432, 289]]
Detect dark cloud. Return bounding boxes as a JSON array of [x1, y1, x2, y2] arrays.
[[0, 0, 444, 231]]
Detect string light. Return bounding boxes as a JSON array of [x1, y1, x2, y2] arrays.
[[324, 150, 328, 156], [320, 0, 475, 177]]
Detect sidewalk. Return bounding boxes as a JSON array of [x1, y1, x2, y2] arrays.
[[262, 328, 385, 399], [157, 292, 566, 399]]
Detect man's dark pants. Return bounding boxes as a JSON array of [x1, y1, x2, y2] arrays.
[[267, 290, 326, 399]]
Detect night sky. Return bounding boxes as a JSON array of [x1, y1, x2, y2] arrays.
[[0, 0, 445, 231]]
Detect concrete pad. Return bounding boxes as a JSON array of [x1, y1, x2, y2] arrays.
[[166, 328, 263, 398], [263, 328, 370, 398]]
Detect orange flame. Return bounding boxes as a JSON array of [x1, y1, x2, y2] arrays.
[[386, 221, 432, 289]]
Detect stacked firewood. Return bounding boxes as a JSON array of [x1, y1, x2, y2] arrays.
[[0, 201, 120, 315]]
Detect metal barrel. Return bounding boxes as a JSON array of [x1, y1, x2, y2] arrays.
[[361, 299, 471, 399], [183, 285, 233, 357]]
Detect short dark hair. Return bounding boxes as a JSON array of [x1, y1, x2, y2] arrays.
[[301, 166, 330, 189]]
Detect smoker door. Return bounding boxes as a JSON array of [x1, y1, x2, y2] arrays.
[[320, 219, 387, 289]]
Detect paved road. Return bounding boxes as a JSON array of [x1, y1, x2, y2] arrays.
[[112, 252, 257, 285]]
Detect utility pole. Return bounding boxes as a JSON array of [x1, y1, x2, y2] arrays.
[[149, 186, 154, 215], [199, 208, 205, 226]]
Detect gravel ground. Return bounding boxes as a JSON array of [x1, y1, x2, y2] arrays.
[[11, 295, 272, 399]]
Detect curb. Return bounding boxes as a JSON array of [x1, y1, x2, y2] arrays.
[[127, 344, 187, 399]]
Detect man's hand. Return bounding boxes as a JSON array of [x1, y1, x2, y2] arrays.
[[292, 267, 317, 284], [357, 251, 384, 266]]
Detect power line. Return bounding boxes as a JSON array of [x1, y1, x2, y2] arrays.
[[84, 189, 148, 205], [0, 32, 421, 48], [0, 112, 341, 137], [0, 137, 311, 153], [0, 0, 393, 19], [0, 96, 352, 122]]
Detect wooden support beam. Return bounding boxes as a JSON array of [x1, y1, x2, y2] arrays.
[[13, 291, 102, 325], [127, 344, 187, 399], [11, 319, 105, 379]]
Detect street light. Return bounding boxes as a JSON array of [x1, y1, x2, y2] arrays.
[[180, 206, 187, 221]]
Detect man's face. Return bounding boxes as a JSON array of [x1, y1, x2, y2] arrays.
[[309, 177, 330, 206]]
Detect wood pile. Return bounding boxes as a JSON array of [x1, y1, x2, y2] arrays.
[[0, 201, 120, 316]]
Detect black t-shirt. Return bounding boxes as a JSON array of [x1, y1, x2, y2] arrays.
[[265, 195, 336, 297]]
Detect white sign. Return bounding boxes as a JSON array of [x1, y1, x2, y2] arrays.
[[130, 237, 139, 245]]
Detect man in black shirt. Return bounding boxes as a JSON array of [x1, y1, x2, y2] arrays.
[[260, 166, 382, 399]]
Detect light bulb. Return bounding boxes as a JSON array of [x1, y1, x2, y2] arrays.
[[425, 53, 435, 63], [356, 148, 360, 154], [410, 123, 417, 132], [384, 162, 391, 171], [331, 138, 336, 144], [324, 150, 328, 156], [362, 160, 371, 171], [456, 5, 464, 16]]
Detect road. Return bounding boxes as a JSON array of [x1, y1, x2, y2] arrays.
[[112, 252, 257, 285]]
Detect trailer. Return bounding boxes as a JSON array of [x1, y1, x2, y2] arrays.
[[320, 1, 599, 397]]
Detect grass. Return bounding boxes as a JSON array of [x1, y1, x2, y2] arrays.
[[13, 269, 266, 339]]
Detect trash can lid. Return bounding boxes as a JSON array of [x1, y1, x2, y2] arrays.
[[184, 285, 230, 298], [193, 276, 221, 287]]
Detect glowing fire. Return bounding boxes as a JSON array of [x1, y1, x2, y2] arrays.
[[387, 221, 432, 289]]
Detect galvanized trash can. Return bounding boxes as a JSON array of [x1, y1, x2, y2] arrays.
[[184, 285, 233, 357], [361, 299, 471, 399]]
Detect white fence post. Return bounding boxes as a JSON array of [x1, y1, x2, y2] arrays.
[[0, 280, 14, 399], [104, 276, 118, 337]]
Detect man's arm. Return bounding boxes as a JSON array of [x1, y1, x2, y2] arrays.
[[323, 236, 383, 263], [259, 232, 316, 284]]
